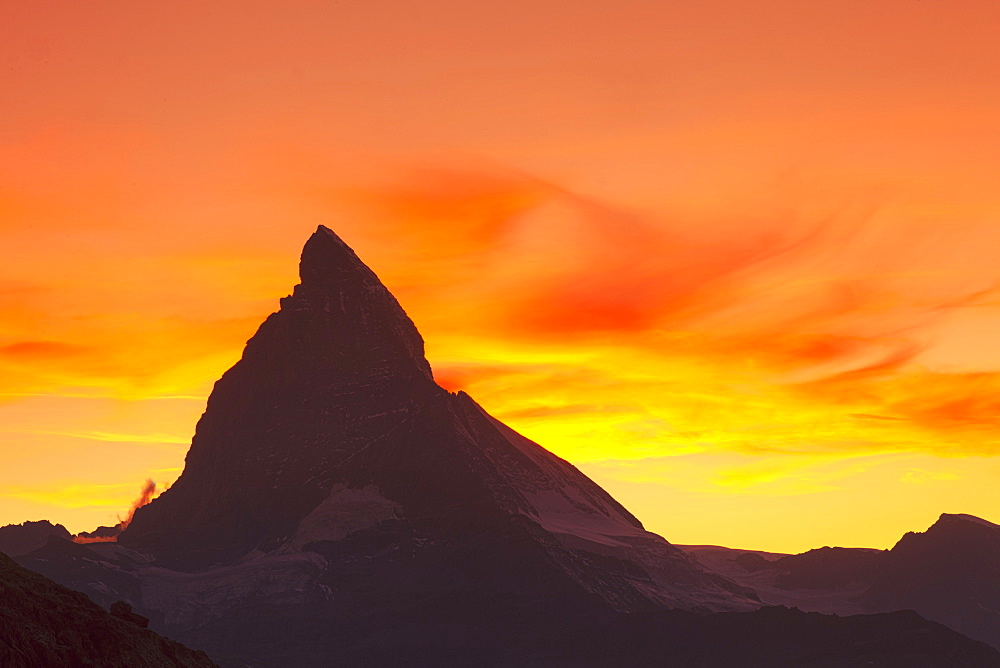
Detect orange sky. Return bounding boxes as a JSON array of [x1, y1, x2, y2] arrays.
[[2, 1, 1000, 553]]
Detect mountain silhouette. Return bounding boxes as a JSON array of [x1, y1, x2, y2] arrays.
[[0, 520, 72, 557], [683, 513, 1000, 653], [13, 227, 999, 665], [863, 513, 1000, 651], [121, 225, 754, 612]]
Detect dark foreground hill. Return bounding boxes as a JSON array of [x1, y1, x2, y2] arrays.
[[0, 552, 215, 668], [16, 537, 997, 667], [13, 226, 1000, 666]]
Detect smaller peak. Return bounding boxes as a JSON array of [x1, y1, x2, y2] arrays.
[[0, 519, 72, 537], [936, 513, 998, 529]]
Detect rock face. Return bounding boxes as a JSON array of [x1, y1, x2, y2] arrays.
[[0, 520, 72, 557], [16, 227, 1000, 665], [0, 552, 214, 668]]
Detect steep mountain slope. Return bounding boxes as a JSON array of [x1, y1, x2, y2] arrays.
[[0, 552, 214, 668], [16, 535, 146, 610]]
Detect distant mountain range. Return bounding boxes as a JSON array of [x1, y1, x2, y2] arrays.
[[0, 519, 71, 557], [681, 512, 1000, 653], [3, 227, 997, 666]]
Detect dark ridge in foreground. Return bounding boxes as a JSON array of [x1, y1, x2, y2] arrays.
[[0, 552, 215, 668], [18, 534, 1000, 666], [594, 607, 999, 668]]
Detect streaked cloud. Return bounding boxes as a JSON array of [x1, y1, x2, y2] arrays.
[[19, 430, 190, 445], [0, 482, 139, 510]]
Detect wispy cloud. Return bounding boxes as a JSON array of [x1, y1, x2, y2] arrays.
[[0, 482, 138, 509], [16, 429, 190, 445]]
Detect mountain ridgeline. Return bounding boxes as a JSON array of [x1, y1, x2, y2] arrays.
[[8, 226, 998, 666], [681, 512, 1000, 656]]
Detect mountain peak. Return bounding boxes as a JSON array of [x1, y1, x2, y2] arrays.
[[297, 224, 370, 288], [121, 227, 437, 563], [935, 513, 998, 529], [315, 223, 340, 238], [276, 226, 433, 382]]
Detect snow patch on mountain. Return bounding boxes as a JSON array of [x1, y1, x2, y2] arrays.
[[283, 484, 402, 552]]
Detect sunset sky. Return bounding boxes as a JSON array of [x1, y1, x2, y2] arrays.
[[3, 1, 1000, 553]]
